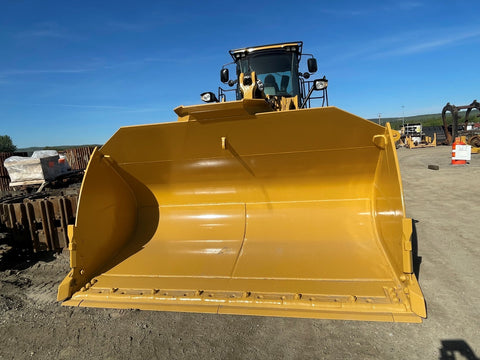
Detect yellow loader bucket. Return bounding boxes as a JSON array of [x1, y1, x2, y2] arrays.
[[58, 100, 426, 323]]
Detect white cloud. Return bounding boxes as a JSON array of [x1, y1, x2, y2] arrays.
[[371, 28, 480, 58], [106, 21, 153, 32], [319, 2, 424, 17], [15, 22, 79, 40], [1, 102, 167, 114], [55, 104, 130, 110], [325, 26, 480, 64], [55, 104, 167, 114], [0, 69, 89, 77], [397, 2, 423, 10]]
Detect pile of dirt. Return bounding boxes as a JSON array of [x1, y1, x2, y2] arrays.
[[0, 241, 63, 317]]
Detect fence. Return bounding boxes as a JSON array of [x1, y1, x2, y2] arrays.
[[64, 146, 96, 171], [0, 152, 28, 192]]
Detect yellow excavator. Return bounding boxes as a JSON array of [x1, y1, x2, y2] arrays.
[[58, 42, 426, 322]]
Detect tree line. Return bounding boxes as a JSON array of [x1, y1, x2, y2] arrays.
[[0, 135, 17, 153]]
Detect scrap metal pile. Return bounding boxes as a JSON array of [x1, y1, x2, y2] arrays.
[[0, 191, 78, 251], [0, 146, 95, 253]]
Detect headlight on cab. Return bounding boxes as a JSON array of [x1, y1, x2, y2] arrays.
[[313, 78, 328, 90], [200, 92, 219, 103]]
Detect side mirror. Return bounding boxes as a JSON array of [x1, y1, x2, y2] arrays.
[[220, 68, 229, 83], [307, 58, 318, 73]]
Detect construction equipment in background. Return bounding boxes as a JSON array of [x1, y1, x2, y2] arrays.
[[405, 134, 436, 149], [58, 42, 426, 323], [442, 100, 480, 153], [401, 123, 436, 149]]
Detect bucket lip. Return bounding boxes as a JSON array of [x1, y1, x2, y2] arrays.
[[62, 286, 424, 323]]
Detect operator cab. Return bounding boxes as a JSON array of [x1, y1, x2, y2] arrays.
[[231, 45, 301, 99], [204, 41, 328, 110]]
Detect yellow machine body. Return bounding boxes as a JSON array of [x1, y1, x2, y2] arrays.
[[405, 133, 437, 149], [58, 99, 426, 322]]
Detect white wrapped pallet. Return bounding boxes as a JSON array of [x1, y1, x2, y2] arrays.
[[4, 151, 66, 186], [31, 150, 60, 159]]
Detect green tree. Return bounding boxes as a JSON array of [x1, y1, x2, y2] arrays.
[[0, 135, 17, 152]]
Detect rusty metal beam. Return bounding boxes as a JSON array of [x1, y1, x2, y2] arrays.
[[442, 100, 480, 145], [0, 194, 78, 252]]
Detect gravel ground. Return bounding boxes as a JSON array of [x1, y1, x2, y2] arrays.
[[0, 145, 479, 360]]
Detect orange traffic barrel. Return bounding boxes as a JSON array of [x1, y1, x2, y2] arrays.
[[451, 137, 467, 165]]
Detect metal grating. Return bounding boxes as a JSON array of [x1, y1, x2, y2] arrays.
[[64, 146, 96, 171]]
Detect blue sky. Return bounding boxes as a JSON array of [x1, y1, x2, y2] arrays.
[[1, 0, 479, 148]]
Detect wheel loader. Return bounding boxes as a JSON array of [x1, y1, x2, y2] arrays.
[[58, 42, 426, 322]]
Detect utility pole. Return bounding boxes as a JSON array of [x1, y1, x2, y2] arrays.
[[377, 113, 382, 125], [401, 105, 405, 130]]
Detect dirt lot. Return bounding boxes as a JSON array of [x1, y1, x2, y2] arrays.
[[0, 145, 479, 360]]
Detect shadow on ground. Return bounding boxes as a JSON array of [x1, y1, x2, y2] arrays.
[[439, 340, 479, 360], [0, 232, 57, 271], [411, 219, 423, 280]]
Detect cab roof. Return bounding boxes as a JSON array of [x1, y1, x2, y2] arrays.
[[229, 41, 303, 61]]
